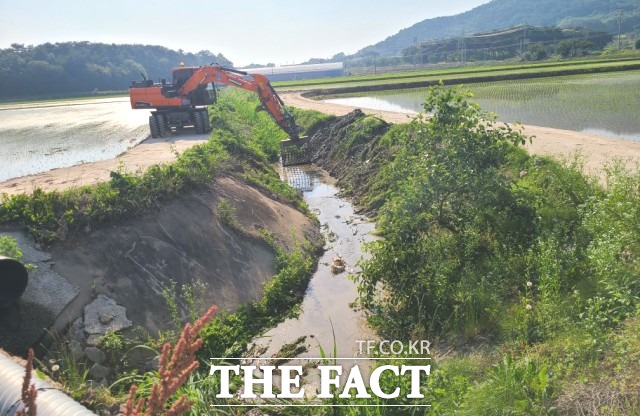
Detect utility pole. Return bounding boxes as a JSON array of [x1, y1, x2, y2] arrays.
[[459, 33, 466, 64], [524, 24, 528, 48], [617, 6, 623, 50]]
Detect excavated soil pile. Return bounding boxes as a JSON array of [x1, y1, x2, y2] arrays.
[[306, 109, 394, 215]]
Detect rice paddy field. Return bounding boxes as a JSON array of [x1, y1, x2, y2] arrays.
[[325, 70, 640, 141]]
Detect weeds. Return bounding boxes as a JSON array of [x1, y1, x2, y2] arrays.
[[123, 305, 217, 416], [16, 348, 37, 416], [215, 198, 237, 227]]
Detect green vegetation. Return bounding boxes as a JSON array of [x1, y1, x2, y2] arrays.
[[0, 234, 35, 271], [0, 234, 24, 261], [0, 42, 232, 100], [321, 85, 640, 413], [356, 0, 639, 58], [0, 140, 228, 243]]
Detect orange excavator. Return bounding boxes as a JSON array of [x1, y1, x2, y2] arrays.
[[129, 64, 309, 165]]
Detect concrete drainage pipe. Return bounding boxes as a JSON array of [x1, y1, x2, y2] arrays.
[[0, 351, 97, 415], [0, 256, 28, 309]]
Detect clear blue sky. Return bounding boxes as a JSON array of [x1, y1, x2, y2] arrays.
[[0, 0, 491, 67]]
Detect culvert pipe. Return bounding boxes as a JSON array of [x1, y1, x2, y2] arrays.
[[0, 256, 28, 309], [0, 351, 97, 415]]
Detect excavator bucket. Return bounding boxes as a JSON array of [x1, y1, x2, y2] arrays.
[[280, 136, 311, 166]]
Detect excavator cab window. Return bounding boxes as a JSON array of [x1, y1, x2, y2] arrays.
[[204, 83, 216, 104], [173, 67, 197, 89], [189, 82, 217, 106]]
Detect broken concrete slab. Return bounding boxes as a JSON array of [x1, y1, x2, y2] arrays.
[[84, 347, 106, 365], [83, 294, 132, 336], [88, 362, 110, 380]]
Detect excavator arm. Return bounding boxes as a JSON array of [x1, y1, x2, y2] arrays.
[[130, 63, 309, 165], [178, 65, 301, 141]]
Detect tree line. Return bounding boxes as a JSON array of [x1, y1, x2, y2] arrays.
[[0, 42, 232, 99]]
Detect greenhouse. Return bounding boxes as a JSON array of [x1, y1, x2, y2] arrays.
[[242, 62, 344, 81]]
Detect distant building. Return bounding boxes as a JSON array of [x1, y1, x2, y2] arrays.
[[242, 62, 344, 82]]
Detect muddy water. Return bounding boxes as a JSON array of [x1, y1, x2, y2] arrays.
[[248, 165, 377, 387]]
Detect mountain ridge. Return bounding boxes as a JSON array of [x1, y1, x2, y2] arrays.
[[355, 0, 640, 57]]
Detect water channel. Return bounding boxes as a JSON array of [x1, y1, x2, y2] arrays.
[[246, 165, 378, 393]]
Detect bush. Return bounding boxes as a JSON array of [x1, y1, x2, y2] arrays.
[[356, 85, 530, 337]]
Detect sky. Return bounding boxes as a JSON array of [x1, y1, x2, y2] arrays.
[[0, 0, 491, 67]]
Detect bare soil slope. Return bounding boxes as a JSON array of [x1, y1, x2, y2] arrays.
[[7, 177, 319, 341]]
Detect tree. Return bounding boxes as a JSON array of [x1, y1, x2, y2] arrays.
[[0, 42, 233, 98]]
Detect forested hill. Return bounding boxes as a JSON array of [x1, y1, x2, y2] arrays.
[[0, 42, 232, 99], [357, 0, 640, 57]]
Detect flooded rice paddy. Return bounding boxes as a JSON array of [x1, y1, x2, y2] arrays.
[[326, 70, 640, 141], [0, 97, 149, 182]]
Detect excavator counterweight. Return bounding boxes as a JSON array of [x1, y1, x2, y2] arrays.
[[129, 64, 310, 166]]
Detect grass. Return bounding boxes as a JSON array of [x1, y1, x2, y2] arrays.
[[0, 138, 229, 243]]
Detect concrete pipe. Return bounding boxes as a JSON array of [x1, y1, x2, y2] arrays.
[[0, 256, 28, 309], [0, 351, 97, 415]]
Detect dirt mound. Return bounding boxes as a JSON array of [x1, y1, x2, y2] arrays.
[[45, 176, 320, 336], [307, 109, 394, 215]]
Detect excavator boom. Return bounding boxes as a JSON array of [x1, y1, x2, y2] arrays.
[[129, 64, 309, 165]]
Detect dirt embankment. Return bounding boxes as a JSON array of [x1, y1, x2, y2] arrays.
[[305, 109, 392, 215], [0, 176, 320, 354], [52, 176, 319, 333]]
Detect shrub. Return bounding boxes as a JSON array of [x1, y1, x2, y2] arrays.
[[356, 85, 530, 337]]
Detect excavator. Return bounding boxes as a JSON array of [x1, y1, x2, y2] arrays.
[[129, 64, 309, 166]]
